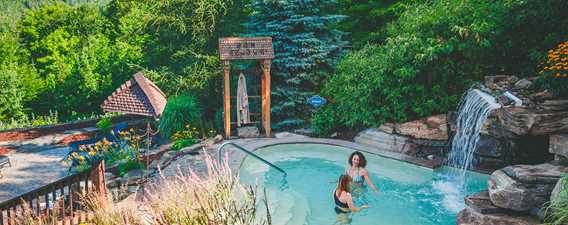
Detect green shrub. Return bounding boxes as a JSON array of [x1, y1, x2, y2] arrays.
[[159, 95, 203, 139], [96, 117, 113, 135], [312, 105, 341, 137], [319, 0, 568, 131], [172, 139, 198, 151], [115, 160, 144, 177]]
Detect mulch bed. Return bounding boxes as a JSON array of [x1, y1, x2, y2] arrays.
[[58, 131, 98, 146], [0, 146, 14, 154], [0, 115, 144, 142], [0, 130, 44, 142]]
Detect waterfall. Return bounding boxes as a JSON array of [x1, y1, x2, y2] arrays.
[[447, 89, 500, 176]]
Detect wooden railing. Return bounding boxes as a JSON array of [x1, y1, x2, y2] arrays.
[[0, 161, 106, 225]]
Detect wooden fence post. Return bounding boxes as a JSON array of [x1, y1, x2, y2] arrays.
[[89, 160, 106, 196]]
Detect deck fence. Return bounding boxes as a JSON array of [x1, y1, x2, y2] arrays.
[[0, 161, 105, 225]]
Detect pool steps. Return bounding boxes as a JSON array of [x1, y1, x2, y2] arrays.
[[218, 141, 287, 175]]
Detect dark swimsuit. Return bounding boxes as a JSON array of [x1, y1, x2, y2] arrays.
[[334, 190, 350, 214]]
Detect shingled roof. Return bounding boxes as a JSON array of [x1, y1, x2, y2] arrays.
[[101, 72, 167, 118]]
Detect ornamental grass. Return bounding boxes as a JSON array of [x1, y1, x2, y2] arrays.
[[83, 151, 270, 225]]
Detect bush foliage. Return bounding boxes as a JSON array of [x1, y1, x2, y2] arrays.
[[0, 0, 238, 128], [315, 0, 568, 133], [159, 95, 203, 139]]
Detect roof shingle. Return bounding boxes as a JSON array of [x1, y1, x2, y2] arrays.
[[101, 72, 167, 118]]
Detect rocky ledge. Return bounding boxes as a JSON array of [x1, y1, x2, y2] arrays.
[[483, 75, 568, 137], [488, 161, 568, 211], [457, 191, 539, 225]]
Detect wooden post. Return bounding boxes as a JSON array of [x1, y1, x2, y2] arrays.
[[89, 160, 106, 195], [223, 60, 231, 139], [261, 59, 272, 137], [261, 64, 266, 132]]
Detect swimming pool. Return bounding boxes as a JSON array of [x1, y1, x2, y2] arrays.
[[239, 143, 488, 225]]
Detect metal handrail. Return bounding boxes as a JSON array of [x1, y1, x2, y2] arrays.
[[217, 142, 287, 175]]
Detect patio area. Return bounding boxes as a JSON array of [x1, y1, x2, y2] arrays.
[[0, 146, 69, 202]]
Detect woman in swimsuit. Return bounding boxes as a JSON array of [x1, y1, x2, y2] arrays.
[[345, 151, 379, 193], [334, 174, 367, 224]]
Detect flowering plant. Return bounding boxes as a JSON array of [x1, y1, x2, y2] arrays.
[[66, 129, 143, 174], [539, 41, 568, 97]]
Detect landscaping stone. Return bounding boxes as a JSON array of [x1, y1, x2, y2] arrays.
[[105, 172, 116, 180], [274, 132, 307, 138], [379, 114, 448, 141], [106, 177, 122, 189], [179, 143, 203, 155], [121, 169, 145, 185], [355, 128, 410, 154], [202, 134, 223, 147], [530, 90, 554, 101], [237, 126, 259, 138], [514, 79, 532, 90], [148, 160, 160, 171], [488, 162, 568, 211], [495, 101, 568, 136], [550, 134, 568, 158], [476, 135, 502, 158], [457, 191, 539, 225]]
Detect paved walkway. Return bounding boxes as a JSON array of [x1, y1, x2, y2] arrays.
[[0, 126, 97, 202], [0, 146, 70, 202]]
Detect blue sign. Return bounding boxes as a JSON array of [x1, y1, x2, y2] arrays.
[[308, 95, 327, 107]]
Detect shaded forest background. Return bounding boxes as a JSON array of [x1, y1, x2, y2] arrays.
[[0, 0, 567, 135]]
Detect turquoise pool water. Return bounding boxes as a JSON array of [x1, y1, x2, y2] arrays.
[[239, 144, 488, 225]]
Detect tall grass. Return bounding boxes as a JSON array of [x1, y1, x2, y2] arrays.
[[83, 151, 269, 225], [159, 95, 203, 139], [544, 175, 568, 224]]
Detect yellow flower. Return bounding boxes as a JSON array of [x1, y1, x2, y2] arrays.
[[102, 138, 110, 146], [77, 156, 85, 161], [72, 152, 78, 157], [89, 151, 96, 156]]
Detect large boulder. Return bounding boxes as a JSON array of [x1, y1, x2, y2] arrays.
[[495, 100, 568, 136], [488, 162, 568, 211], [380, 114, 448, 141], [457, 191, 539, 225], [550, 134, 568, 159]]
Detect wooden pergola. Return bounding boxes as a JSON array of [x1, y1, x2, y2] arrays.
[[219, 37, 274, 138]]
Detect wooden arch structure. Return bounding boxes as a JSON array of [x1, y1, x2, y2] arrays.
[[219, 37, 274, 138]]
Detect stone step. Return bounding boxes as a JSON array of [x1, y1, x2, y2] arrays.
[[354, 134, 406, 149], [355, 131, 408, 146], [363, 128, 407, 140], [354, 134, 408, 153]]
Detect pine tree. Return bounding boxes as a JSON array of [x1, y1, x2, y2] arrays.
[[245, 0, 348, 130]]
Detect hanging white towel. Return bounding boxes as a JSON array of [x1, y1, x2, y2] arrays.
[[236, 72, 250, 127]]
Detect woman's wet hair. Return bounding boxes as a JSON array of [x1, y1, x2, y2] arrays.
[[348, 151, 367, 167], [337, 174, 351, 193]]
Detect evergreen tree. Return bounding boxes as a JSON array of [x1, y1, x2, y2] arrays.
[[245, 0, 348, 129], [335, 0, 408, 48]]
